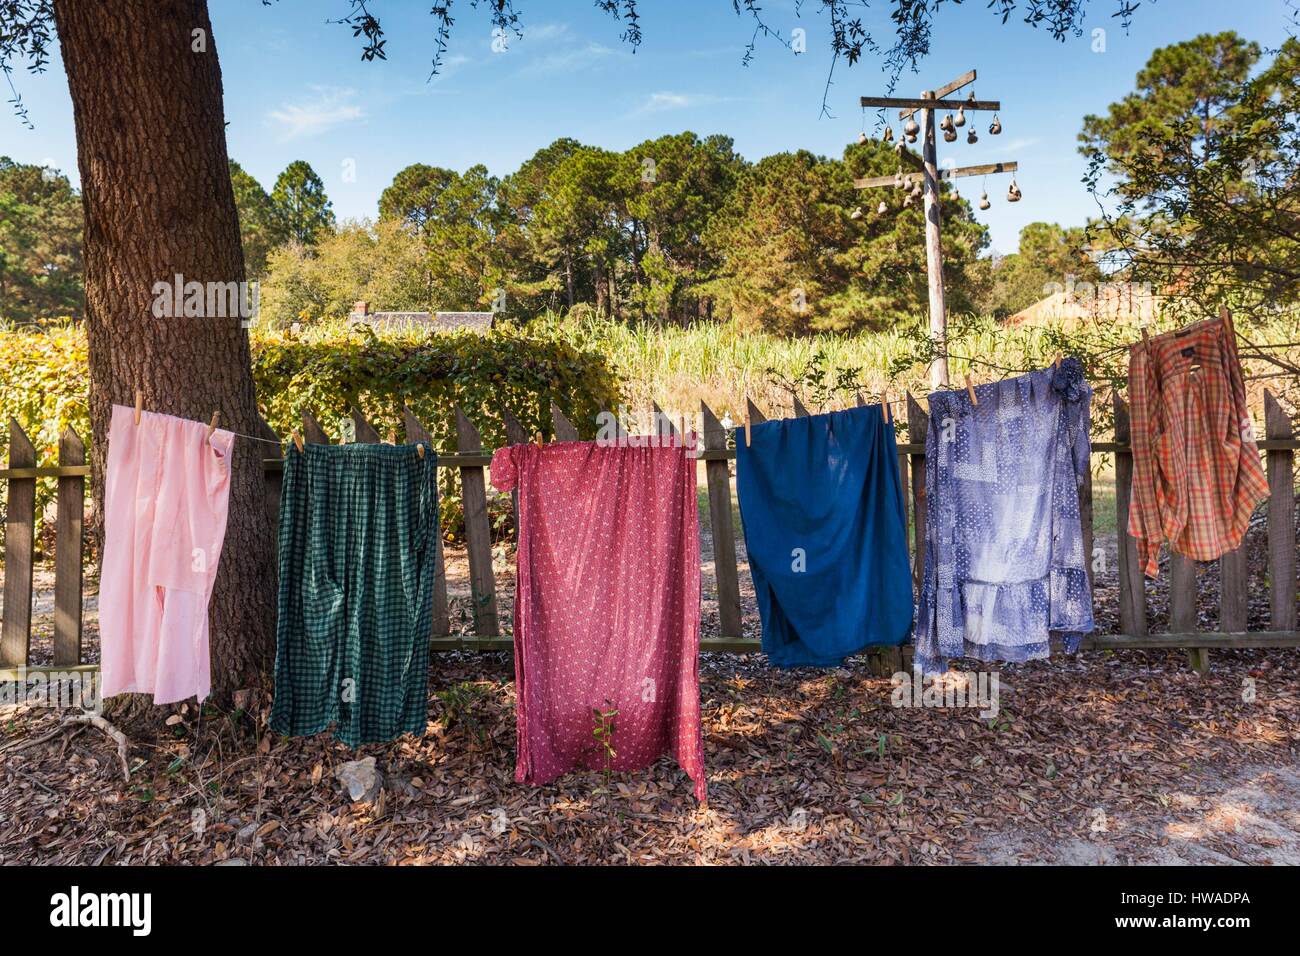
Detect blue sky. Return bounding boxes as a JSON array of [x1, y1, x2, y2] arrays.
[[3, 0, 1294, 252]]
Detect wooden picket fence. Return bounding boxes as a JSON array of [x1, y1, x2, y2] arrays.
[[1, 390, 1297, 683]]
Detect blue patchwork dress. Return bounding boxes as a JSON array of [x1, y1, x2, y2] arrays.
[[914, 360, 1094, 674]]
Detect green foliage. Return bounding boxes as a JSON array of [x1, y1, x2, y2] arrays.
[[0, 319, 621, 539], [270, 160, 336, 246], [1081, 33, 1300, 317], [254, 321, 621, 533], [258, 219, 430, 325], [229, 159, 282, 279], [252, 321, 621, 450], [701, 140, 988, 332], [966, 222, 1104, 319], [378, 162, 507, 315], [0, 157, 83, 324], [434, 681, 489, 744], [591, 699, 618, 783], [0, 320, 88, 542]]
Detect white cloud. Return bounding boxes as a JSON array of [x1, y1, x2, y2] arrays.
[[522, 23, 571, 43], [515, 41, 618, 76], [1000, 136, 1041, 154], [633, 91, 728, 114], [266, 87, 365, 140]]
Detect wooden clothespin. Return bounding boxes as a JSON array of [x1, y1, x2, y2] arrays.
[[1141, 326, 1151, 352], [416, 443, 425, 460], [1219, 305, 1236, 339], [1053, 352, 1062, 369], [387, 429, 397, 446], [134, 390, 143, 425], [883, 390, 893, 423], [535, 431, 544, 448], [291, 429, 304, 453], [742, 402, 751, 447], [206, 410, 220, 440], [965, 374, 978, 406]]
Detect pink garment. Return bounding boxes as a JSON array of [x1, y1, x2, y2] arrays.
[[491, 439, 706, 802], [100, 403, 234, 704]]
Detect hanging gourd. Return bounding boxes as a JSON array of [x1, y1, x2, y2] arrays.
[[979, 191, 991, 210], [857, 130, 868, 145], [894, 139, 905, 156], [877, 199, 888, 215], [1006, 177, 1022, 202], [904, 115, 920, 142], [883, 125, 894, 143], [943, 127, 958, 142], [910, 181, 922, 198], [954, 106, 966, 128], [850, 206, 863, 219], [893, 168, 904, 188], [967, 127, 978, 145], [940, 113, 954, 132], [989, 114, 1002, 135], [902, 193, 914, 208]]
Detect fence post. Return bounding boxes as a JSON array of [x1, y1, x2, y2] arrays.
[[455, 406, 500, 636], [259, 416, 284, 536], [1079, 458, 1094, 597], [1219, 545, 1248, 635], [551, 401, 579, 442], [905, 394, 928, 592], [1265, 390, 1296, 632], [301, 412, 330, 445], [1, 420, 36, 668], [600, 406, 627, 439], [701, 402, 742, 641], [53, 428, 85, 666], [404, 408, 450, 637], [350, 407, 381, 444], [1112, 395, 1148, 637], [1170, 556, 1206, 672], [651, 401, 679, 442]]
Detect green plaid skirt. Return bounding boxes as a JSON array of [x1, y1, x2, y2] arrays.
[[270, 442, 437, 746]]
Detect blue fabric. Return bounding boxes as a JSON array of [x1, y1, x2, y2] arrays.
[[736, 404, 914, 667], [914, 359, 1094, 675]]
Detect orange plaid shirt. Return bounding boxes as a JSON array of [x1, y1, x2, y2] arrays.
[[1127, 316, 1269, 577]]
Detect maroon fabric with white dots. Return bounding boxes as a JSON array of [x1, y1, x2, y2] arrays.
[[491, 439, 706, 803]]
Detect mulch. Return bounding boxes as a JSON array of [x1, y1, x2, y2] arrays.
[[0, 505, 1296, 865], [1, 643, 1297, 865]]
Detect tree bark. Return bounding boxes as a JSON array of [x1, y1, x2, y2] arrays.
[[52, 0, 276, 703], [564, 250, 575, 308]]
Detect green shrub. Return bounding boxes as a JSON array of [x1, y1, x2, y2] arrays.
[[253, 321, 620, 450], [0, 319, 622, 544]]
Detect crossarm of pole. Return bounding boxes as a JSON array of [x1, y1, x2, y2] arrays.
[[859, 96, 1001, 114], [853, 161, 1018, 190], [890, 68, 979, 120]]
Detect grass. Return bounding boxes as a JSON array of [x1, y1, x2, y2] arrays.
[[539, 312, 1299, 440]]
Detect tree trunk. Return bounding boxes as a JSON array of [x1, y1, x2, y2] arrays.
[[53, 0, 276, 703], [564, 250, 575, 309]]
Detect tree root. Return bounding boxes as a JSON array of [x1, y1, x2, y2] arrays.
[[63, 711, 132, 781]]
